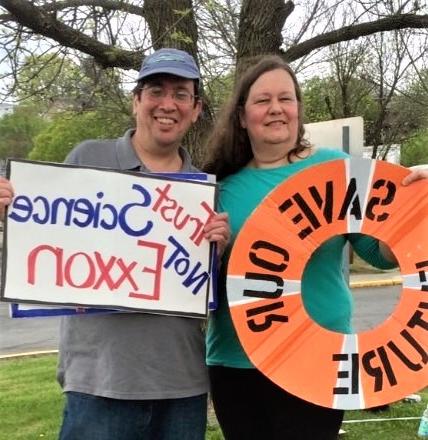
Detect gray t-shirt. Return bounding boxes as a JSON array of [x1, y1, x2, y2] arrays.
[[57, 129, 209, 399]]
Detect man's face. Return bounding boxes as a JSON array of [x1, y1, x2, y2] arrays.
[[133, 75, 201, 150]]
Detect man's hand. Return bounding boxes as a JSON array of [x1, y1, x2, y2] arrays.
[[0, 177, 14, 221], [203, 212, 230, 258]]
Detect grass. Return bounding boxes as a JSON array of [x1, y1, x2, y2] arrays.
[[0, 354, 426, 439], [0, 354, 63, 440]]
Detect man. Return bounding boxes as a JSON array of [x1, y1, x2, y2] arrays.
[[0, 48, 229, 440]]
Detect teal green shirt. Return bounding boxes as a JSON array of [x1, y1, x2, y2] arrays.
[[206, 148, 396, 368]]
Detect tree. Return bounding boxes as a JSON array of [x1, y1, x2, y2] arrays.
[[303, 21, 428, 158], [302, 76, 333, 123], [205, 71, 235, 113], [16, 55, 84, 111], [302, 75, 378, 126], [17, 54, 130, 116], [358, 27, 428, 159], [1, 53, 133, 163], [0, 105, 47, 160], [400, 129, 428, 167], [29, 110, 130, 162], [0, 0, 427, 163], [1, 1, 425, 72], [388, 68, 428, 140]]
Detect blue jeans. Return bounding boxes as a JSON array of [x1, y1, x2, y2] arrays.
[[59, 391, 207, 440]]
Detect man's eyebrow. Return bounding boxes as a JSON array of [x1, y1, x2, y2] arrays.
[[145, 80, 191, 90], [145, 80, 162, 87]]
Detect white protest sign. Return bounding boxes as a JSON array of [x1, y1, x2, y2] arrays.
[[1, 160, 217, 318]]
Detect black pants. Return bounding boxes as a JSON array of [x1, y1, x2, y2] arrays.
[[209, 366, 344, 440]]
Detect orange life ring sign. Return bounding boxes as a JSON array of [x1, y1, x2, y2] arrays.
[[226, 157, 428, 410]]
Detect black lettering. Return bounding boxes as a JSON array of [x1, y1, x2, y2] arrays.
[[292, 193, 321, 238], [416, 261, 428, 291], [362, 347, 397, 392], [246, 301, 288, 332], [308, 181, 334, 224], [332, 353, 359, 395], [249, 240, 289, 272], [338, 178, 362, 220], [407, 302, 428, 330], [278, 195, 318, 240], [243, 272, 284, 298], [365, 179, 396, 221], [387, 329, 428, 371]]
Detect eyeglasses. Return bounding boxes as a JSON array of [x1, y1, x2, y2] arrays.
[[141, 86, 197, 105]]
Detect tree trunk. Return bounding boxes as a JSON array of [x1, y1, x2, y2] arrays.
[[236, 0, 294, 75], [144, 0, 213, 166], [144, 0, 198, 57]]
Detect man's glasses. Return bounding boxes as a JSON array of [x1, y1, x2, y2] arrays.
[[142, 86, 197, 105]]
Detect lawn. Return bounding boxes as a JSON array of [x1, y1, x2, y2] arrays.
[[0, 353, 426, 439]]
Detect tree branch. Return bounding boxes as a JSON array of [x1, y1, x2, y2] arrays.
[[0, 0, 142, 69], [283, 13, 428, 62], [0, 0, 145, 21]]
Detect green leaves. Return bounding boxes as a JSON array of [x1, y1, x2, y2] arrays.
[[0, 106, 47, 161], [28, 110, 130, 162], [400, 129, 428, 167]]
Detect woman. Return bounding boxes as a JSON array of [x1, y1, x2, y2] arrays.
[[203, 55, 427, 440]]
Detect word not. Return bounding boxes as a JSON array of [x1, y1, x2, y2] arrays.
[[278, 178, 396, 239], [27, 236, 210, 303]]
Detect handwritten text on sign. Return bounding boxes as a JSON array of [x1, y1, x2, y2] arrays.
[[1, 160, 217, 318]]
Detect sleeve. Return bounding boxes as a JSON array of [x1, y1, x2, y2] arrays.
[[348, 233, 397, 270], [63, 141, 89, 166]]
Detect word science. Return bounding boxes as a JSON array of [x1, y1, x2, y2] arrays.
[[1, 160, 217, 318]]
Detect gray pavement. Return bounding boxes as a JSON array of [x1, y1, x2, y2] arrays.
[[0, 269, 404, 359], [0, 302, 60, 357]]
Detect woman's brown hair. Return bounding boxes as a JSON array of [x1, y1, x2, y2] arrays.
[[203, 55, 311, 180]]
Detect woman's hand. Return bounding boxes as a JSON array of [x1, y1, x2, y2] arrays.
[[401, 168, 428, 186], [204, 212, 230, 258]]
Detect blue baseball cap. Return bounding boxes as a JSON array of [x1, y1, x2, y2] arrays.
[[137, 48, 200, 81]]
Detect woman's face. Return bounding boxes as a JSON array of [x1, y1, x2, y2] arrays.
[[240, 68, 299, 155]]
